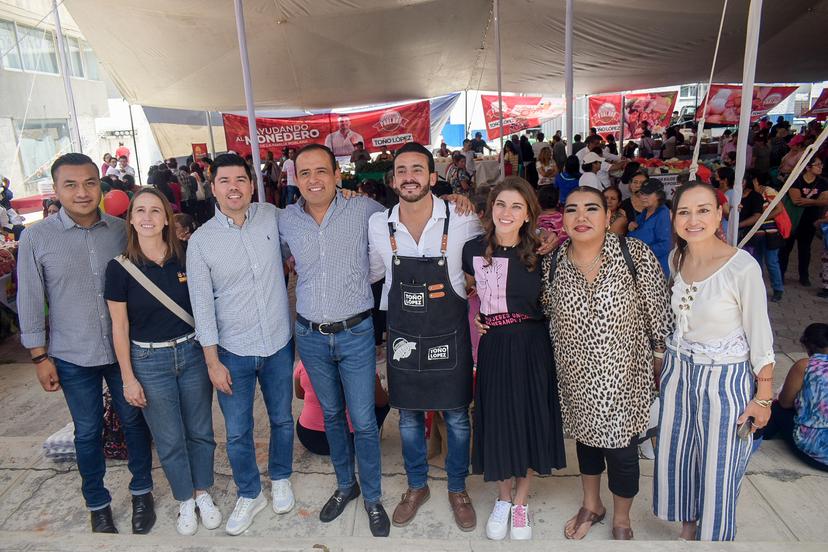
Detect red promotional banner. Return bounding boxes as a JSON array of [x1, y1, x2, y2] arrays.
[[804, 88, 828, 120], [480, 95, 565, 139], [695, 84, 797, 125], [588, 95, 623, 139], [223, 100, 431, 158], [191, 143, 208, 161], [623, 91, 678, 138]]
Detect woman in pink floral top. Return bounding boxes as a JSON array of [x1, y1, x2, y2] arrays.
[[536, 185, 567, 244]]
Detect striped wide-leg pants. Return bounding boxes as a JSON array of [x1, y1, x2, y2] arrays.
[[653, 347, 755, 541]]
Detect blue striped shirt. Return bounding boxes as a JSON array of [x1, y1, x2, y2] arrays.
[[186, 203, 291, 357], [280, 193, 385, 323]]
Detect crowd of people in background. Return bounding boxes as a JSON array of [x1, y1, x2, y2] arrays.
[[7, 105, 828, 544]]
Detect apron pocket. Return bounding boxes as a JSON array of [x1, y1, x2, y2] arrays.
[[420, 332, 458, 372], [388, 328, 458, 372], [400, 282, 427, 313]]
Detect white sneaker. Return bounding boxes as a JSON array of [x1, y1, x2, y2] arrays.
[[225, 492, 267, 536], [510, 504, 532, 540], [486, 500, 511, 540], [271, 479, 295, 514], [176, 499, 197, 536], [196, 493, 222, 530]]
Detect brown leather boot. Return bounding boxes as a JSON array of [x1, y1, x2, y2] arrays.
[[392, 486, 430, 527], [448, 490, 476, 531]]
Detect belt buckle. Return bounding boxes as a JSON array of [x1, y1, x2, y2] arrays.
[[318, 323, 333, 335]]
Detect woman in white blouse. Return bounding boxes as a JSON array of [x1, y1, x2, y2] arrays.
[[653, 182, 775, 542]]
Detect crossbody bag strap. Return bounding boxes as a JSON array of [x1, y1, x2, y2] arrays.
[[114, 255, 195, 328]]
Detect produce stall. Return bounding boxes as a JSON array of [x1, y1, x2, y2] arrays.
[[634, 158, 696, 199], [434, 156, 501, 188]]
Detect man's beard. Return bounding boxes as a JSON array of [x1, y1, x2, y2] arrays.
[[397, 182, 431, 203]]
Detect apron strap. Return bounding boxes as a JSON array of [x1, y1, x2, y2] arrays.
[[440, 200, 450, 257], [387, 207, 399, 261]]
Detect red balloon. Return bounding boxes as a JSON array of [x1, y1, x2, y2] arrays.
[[104, 190, 130, 216]]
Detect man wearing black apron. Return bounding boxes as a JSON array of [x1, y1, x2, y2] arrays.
[[368, 143, 483, 531]]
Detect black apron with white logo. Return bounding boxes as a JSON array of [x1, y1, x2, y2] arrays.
[[385, 202, 473, 411]]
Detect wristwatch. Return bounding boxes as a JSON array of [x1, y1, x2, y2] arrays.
[[31, 353, 49, 364], [752, 398, 773, 408]]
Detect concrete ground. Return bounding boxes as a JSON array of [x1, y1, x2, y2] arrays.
[[0, 246, 825, 551]]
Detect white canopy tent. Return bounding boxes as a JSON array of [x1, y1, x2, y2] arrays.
[[64, 0, 827, 112]]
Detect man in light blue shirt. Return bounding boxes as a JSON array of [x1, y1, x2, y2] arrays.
[[187, 154, 294, 536], [279, 144, 390, 536]]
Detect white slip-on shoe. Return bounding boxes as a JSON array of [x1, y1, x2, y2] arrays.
[[225, 492, 267, 536]]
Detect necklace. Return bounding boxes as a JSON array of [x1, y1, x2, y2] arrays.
[[568, 245, 603, 274]]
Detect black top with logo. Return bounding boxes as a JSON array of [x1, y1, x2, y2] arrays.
[[104, 256, 194, 342]]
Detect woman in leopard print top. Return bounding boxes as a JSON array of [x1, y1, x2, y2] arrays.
[[540, 186, 671, 541]]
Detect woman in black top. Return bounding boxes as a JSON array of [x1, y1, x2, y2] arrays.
[[463, 177, 565, 541], [105, 188, 221, 536], [620, 170, 648, 223]]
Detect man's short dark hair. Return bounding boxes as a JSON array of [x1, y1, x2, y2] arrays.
[[463, 139, 471, 145], [475, 132, 483, 138], [716, 166, 735, 185], [586, 134, 602, 145], [295, 144, 337, 172], [50, 153, 98, 182], [394, 142, 435, 174], [536, 132, 545, 141], [574, 134, 582, 141], [211, 153, 252, 181], [118, 155, 127, 161]]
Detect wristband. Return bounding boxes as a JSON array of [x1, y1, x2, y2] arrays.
[[752, 398, 772, 408], [31, 353, 49, 364]]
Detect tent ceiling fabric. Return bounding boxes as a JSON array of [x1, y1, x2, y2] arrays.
[[65, 0, 827, 112]]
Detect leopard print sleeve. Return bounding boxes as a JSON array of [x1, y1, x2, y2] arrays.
[[627, 237, 673, 350], [539, 252, 556, 320]]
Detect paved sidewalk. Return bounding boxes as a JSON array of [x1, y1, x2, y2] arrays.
[[0, 244, 825, 551]]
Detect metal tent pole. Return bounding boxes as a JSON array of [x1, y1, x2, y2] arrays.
[[52, 0, 81, 153], [564, 0, 574, 155], [728, 0, 762, 245], [233, 0, 264, 200], [494, 0, 504, 178], [128, 104, 141, 185], [206, 111, 217, 159]]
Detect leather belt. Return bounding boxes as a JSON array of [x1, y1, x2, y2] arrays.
[[296, 310, 372, 335], [132, 332, 196, 349]]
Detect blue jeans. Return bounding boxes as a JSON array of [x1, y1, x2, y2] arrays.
[[131, 338, 215, 501], [399, 407, 470, 493], [281, 185, 300, 206], [216, 341, 295, 498], [750, 234, 784, 292], [54, 359, 153, 510], [295, 316, 382, 504]]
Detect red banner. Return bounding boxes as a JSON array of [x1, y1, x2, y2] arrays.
[[223, 100, 431, 158], [804, 88, 828, 120], [695, 84, 797, 125], [588, 95, 623, 139], [623, 91, 678, 138], [480, 95, 565, 139], [191, 143, 208, 161]]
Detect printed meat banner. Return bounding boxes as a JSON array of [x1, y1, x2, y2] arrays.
[[588, 95, 623, 139], [223, 100, 431, 158], [803, 88, 828, 120], [481, 95, 565, 139], [623, 91, 678, 138], [695, 85, 798, 125]]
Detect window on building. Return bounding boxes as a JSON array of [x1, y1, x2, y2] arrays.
[[13, 119, 71, 192], [63, 36, 84, 78], [0, 19, 22, 70], [81, 41, 100, 80], [17, 24, 58, 74]]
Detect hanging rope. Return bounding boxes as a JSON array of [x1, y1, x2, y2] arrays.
[[689, 0, 729, 181], [737, 124, 828, 247]]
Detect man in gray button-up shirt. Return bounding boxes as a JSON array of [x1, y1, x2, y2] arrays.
[[186, 153, 294, 535], [279, 144, 389, 535], [17, 153, 154, 533]]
